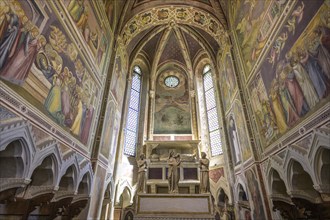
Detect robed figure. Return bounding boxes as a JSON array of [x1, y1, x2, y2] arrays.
[[199, 152, 210, 193], [137, 153, 147, 193], [167, 151, 181, 194]]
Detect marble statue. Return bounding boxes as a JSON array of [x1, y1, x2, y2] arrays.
[[199, 152, 210, 193], [167, 151, 181, 194], [137, 153, 148, 193]]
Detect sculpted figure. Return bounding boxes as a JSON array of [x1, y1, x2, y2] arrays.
[[137, 153, 147, 193], [167, 151, 181, 194], [199, 152, 210, 193]]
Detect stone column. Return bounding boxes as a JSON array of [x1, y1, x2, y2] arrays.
[[148, 90, 155, 140], [87, 164, 107, 219], [190, 90, 198, 140]]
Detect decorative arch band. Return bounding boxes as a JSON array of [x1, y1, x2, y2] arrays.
[[120, 6, 226, 46]]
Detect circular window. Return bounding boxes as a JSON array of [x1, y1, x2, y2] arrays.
[[164, 76, 179, 88]]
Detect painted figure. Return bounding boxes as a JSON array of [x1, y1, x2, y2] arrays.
[[44, 74, 64, 123], [229, 117, 241, 164], [0, 29, 46, 85], [291, 56, 319, 108], [0, 12, 20, 70]]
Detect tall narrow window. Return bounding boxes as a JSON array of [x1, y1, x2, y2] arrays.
[[124, 66, 142, 156], [203, 65, 222, 156]]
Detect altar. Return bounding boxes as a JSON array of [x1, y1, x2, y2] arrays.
[[144, 140, 201, 194], [128, 140, 214, 219], [134, 193, 214, 219]]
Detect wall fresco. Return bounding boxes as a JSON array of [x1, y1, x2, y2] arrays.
[[231, 0, 288, 76], [100, 101, 116, 157], [63, 0, 108, 69], [226, 115, 241, 165], [209, 167, 224, 183], [245, 168, 266, 220], [110, 54, 127, 110], [248, 0, 329, 147], [154, 70, 192, 134], [219, 51, 237, 112], [0, 0, 109, 146], [232, 100, 252, 161]]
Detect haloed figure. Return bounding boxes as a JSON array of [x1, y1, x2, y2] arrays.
[[137, 153, 147, 193], [199, 152, 210, 193]]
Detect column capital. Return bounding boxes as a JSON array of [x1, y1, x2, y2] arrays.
[[149, 90, 155, 98], [190, 90, 195, 97]]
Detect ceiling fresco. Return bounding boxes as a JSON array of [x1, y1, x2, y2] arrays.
[[106, 0, 228, 79]]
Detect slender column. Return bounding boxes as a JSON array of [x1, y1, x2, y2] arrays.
[[148, 90, 155, 140], [190, 90, 198, 140]]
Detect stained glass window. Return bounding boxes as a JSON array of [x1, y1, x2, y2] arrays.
[[164, 76, 179, 88], [124, 66, 142, 156], [203, 65, 223, 156]]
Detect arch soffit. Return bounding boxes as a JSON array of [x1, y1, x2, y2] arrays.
[[313, 147, 330, 186], [266, 157, 288, 191], [283, 149, 317, 190], [308, 131, 330, 173], [77, 162, 93, 186], [234, 175, 249, 201], [131, 56, 150, 77], [0, 122, 36, 174], [57, 155, 80, 189], [194, 56, 213, 78], [214, 176, 232, 204], [120, 6, 225, 48], [115, 179, 133, 204], [29, 142, 63, 185]]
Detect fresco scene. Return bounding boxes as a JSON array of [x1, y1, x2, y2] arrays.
[[110, 54, 127, 110], [0, 0, 103, 145], [227, 115, 241, 165], [100, 102, 115, 157], [63, 0, 108, 69], [154, 71, 192, 134], [232, 100, 252, 161], [245, 168, 266, 220], [219, 52, 237, 112], [232, 0, 288, 75], [249, 0, 329, 147]]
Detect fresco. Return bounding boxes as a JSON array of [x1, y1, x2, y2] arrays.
[[109, 113, 120, 167], [226, 115, 241, 165], [103, 0, 125, 31], [219, 51, 237, 112], [0, 0, 104, 145], [110, 54, 127, 110], [209, 167, 224, 183], [232, 100, 252, 161], [245, 168, 266, 220], [232, 0, 288, 75], [154, 71, 192, 134], [101, 101, 115, 157], [249, 0, 329, 147], [121, 6, 224, 46], [63, 0, 108, 69]]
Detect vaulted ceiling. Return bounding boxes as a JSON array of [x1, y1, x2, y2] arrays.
[[113, 0, 229, 77]]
